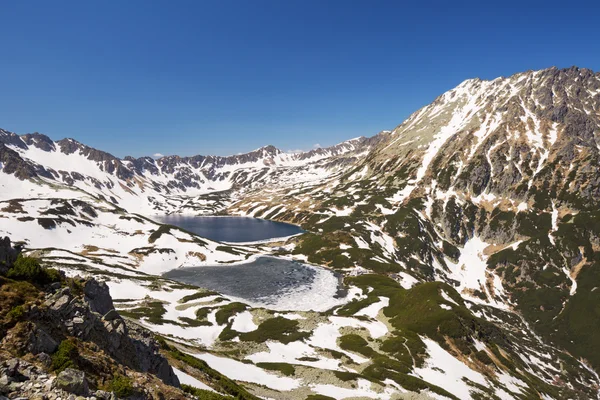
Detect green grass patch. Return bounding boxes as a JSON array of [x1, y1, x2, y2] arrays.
[[6, 255, 61, 285], [239, 317, 309, 344], [107, 374, 134, 397], [255, 362, 295, 376], [51, 339, 79, 372], [215, 302, 247, 325], [119, 301, 168, 325], [336, 296, 380, 317], [306, 395, 336, 400], [180, 291, 219, 303], [339, 334, 375, 357]]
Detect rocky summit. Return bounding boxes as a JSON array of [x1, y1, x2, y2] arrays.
[[1, 66, 600, 399]]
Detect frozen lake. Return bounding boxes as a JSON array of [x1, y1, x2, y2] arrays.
[[163, 257, 348, 311]]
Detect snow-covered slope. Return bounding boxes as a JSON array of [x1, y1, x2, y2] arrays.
[[0, 129, 383, 215]]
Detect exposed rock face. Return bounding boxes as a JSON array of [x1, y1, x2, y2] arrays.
[[26, 325, 58, 355], [126, 322, 179, 386], [0, 269, 183, 399], [0, 144, 38, 181], [30, 279, 179, 387], [0, 358, 52, 396], [83, 279, 115, 316], [21, 133, 56, 152], [0, 237, 19, 274]]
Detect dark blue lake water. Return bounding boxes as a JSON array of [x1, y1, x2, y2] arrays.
[[155, 215, 303, 243]]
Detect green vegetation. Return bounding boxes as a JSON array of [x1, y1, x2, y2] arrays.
[[218, 324, 239, 341], [179, 316, 213, 327], [155, 335, 172, 351], [339, 274, 511, 399], [195, 307, 212, 323], [239, 317, 309, 344], [51, 339, 79, 372], [0, 277, 39, 332], [485, 209, 600, 377], [215, 246, 245, 255], [6, 255, 61, 285], [6, 305, 25, 324], [292, 232, 355, 269], [336, 296, 379, 317], [181, 384, 232, 399], [215, 302, 247, 325], [255, 362, 295, 376], [333, 370, 362, 382], [297, 356, 320, 362], [119, 301, 169, 325], [180, 290, 218, 303], [107, 374, 134, 397], [339, 334, 375, 357], [306, 395, 336, 400]]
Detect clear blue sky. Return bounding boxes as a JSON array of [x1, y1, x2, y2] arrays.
[[1, 0, 599, 158]]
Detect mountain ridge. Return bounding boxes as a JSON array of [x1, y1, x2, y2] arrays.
[[0, 128, 381, 167]]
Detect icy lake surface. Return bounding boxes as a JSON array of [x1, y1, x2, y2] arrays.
[[163, 257, 349, 311], [155, 215, 303, 243]]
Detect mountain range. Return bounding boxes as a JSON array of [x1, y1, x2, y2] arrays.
[[1, 66, 600, 400]]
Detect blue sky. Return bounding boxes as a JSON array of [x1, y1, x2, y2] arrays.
[[1, 1, 599, 158]]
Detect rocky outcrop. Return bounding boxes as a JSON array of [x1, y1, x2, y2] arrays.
[[0, 237, 19, 275], [0, 356, 188, 400], [0, 143, 38, 181], [0, 272, 183, 399], [83, 280, 114, 316], [0, 358, 57, 397], [31, 279, 179, 387], [0, 129, 28, 150], [21, 133, 56, 152], [0, 358, 117, 399]]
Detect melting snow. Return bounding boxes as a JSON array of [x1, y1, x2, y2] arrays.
[[173, 367, 217, 392], [355, 296, 389, 318], [190, 352, 301, 391], [414, 338, 488, 399], [230, 311, 258, 333]]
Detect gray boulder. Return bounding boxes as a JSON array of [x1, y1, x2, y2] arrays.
[[55, 368, 89, 396]]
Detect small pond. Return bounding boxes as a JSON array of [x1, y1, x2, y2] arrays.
[[155, 215, 303, 243]]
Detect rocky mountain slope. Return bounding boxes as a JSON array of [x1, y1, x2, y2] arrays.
[[0, 238, 180, 399], [1, 66, 600, 400]]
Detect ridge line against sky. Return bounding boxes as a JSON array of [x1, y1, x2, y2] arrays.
[[1, 0, 599, 158]]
